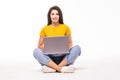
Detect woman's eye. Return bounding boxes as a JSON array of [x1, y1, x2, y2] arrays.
[[56, 13, 59, 15], [51, 13, 54, 15]]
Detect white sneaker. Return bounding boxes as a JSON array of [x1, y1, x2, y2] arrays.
[[61, 65, 75, 73], [42, 65, 56, 73]]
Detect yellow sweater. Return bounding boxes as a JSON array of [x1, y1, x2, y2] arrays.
[[40, 24, 71, 37]]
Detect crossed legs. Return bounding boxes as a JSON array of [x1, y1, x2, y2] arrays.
[[33, 45, 81, 72]]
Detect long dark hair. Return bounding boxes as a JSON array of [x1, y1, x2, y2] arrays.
[[47, 6, 64, 25]]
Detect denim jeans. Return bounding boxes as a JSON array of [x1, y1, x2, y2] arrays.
[[33, 45, 81, 66]]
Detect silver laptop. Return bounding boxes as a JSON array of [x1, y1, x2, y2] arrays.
[[43, 36, 69, 55]]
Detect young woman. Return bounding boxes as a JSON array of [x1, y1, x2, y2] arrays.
[[33, 5, 81, 73]]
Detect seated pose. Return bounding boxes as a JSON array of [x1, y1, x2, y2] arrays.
[[33, 5, 81, 73]]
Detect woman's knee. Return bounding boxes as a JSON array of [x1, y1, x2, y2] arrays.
[[73, 45, 81, 56], [33, 48, 50, 66], [33, 48, 41, 58]]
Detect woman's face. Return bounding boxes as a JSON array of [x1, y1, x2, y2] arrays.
[[50, 9, 59, 23]]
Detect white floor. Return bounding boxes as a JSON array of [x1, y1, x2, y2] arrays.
[[0, 56, 120, 80]]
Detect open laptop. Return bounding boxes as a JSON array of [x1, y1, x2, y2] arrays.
[[43, 36, 69, 55]]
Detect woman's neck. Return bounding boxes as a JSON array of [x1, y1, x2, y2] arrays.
[[51, 22, 59, 27]]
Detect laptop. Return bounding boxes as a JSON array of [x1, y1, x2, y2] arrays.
[[43, 36, 69, 55]]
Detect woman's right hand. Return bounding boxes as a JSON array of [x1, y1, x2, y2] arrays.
[[38, 37, 44, 50]]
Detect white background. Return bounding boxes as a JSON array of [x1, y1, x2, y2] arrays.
[[0, 0, 120, 80], [0, 0, 120, 79]]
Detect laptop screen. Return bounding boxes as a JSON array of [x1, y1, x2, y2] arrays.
[[43, 36, 69, 54]]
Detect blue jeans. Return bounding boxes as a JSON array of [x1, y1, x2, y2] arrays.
[[33, 45, 81, 66]]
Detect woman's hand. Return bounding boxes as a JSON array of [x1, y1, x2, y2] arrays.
[[68, 35, 73, 49], [38, 37, 44, 50]]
